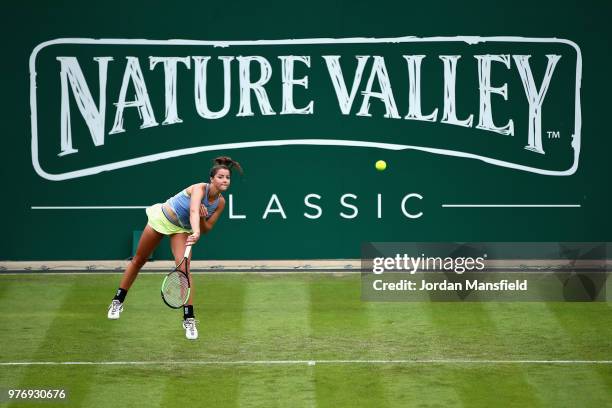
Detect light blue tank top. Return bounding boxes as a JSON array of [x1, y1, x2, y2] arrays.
[[165, 184, 221, 229]]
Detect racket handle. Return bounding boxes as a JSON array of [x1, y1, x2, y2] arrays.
[[183, 245, 192, 259]]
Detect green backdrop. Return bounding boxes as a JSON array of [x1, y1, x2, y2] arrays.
[[1, 1, 610, 260]]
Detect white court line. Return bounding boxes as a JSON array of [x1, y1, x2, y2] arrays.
[[442, 204, 581, 208], [0, 360, 610, 366]]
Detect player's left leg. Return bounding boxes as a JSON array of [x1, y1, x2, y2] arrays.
[[108, 225, 164, 320], [170, 233, 198, 340]]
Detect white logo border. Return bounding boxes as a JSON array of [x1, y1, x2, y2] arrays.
[[29, 36, 582, 181]]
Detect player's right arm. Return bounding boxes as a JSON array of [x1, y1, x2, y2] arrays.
[[186, 183, 205, 245]]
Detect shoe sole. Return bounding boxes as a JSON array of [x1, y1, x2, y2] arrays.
[[107, 309, 123, 320]]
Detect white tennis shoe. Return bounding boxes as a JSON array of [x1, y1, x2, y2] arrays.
[[183, 318, 199, 340], [107, 300, 123, 320]]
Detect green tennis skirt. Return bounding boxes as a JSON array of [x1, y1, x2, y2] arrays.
[[146, 203, 192, 235]]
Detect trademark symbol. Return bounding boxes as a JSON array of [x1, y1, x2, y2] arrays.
[[547, 131, 561, 139]]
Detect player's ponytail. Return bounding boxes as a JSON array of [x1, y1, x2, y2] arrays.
[[210, 156, 244, 177]]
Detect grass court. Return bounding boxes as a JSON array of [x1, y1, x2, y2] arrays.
[[0, 273, 610, 407]]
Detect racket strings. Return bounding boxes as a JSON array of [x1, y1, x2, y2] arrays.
[[161, 270, 190, 308]]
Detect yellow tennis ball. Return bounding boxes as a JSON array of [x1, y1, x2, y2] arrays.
[[375, 160, 387, 171]]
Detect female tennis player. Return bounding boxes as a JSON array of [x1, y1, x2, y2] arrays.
[[107, 156, 243, 340]]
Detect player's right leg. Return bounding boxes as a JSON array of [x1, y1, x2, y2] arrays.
[[108, 225, 163, 319], [170, 233, 198, 339]]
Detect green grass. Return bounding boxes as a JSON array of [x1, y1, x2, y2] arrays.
[[0, 273, 610, 407]]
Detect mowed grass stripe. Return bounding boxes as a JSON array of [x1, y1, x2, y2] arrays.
[[195, 274, 248, 359], [487, 300, 612, 406], [157, 273, 247, 408], [368, 301, 464, 406], [238, 275, 315, 408], [425, 302, 542, 406], [0, 275, 74, 401], [543, 302, 612, 359], [520, 363, 612, 406], [0, 275, 76, 359], [0, 275, 12, 301], [309, 274, 390, 408], [79, 274, 187, 408], [542, 302, 612, 398], [482, 302, 569, 407], [7, 276, 122, 407]]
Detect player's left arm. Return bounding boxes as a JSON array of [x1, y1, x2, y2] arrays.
[[200, 196, 225, 234]]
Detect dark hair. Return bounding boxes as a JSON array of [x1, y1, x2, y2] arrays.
[[210, 156, 243, 178]]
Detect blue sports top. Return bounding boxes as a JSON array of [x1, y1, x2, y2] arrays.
[[165, 184, 221, 229]]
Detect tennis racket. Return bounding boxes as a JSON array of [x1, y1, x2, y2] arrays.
[[161, 245, 192, 309]]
